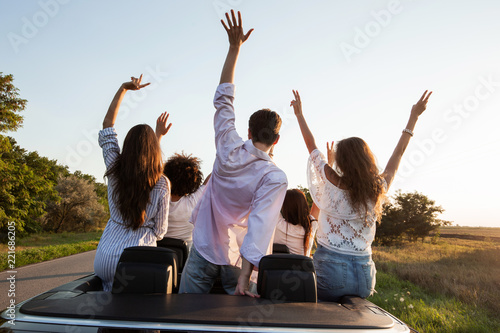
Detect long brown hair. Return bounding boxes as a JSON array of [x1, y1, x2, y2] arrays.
[[335, 137, 385, 222], [281, 189, 313, 255], [105, 124, 164, 230]]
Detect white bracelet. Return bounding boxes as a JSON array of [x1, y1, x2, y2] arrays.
[[402, 128, 413, 137]]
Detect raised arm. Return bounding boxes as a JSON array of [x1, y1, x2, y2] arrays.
[[155, 111, 172, 142], [291, 90, 318, 154], [383, 90, 432, 188], [103, 75, 150, 129], [219, 10, 253, 84]]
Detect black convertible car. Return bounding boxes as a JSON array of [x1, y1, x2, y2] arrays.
[[0, 239, 414, 332]]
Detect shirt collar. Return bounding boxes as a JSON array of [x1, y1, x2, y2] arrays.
[[243, 140, 273, 162]]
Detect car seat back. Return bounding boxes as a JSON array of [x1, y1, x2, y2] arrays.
[[112, 246, 177, 294], [257, 254, 317, 302]]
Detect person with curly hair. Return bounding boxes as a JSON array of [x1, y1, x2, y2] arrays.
[[162, 152, 210, 248]]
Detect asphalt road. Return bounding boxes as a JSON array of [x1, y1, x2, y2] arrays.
[[0, 250, 96, 311]]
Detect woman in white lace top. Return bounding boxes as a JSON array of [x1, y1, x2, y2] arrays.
[[291, 89, 432, 301]]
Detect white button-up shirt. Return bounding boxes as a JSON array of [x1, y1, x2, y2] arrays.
[[191, 83, 288, 268]]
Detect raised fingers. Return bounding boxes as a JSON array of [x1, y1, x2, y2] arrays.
[[221, 19, 229, 31], [293, 90, 301, 103], [419, 90, 433, 103], [243, 28, 254, 41], [231, 9, 237, 26], [423, 91, 433, 102], [224, 12, 232, 28]]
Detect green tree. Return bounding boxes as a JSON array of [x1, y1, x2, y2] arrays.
[[297, 185, 313, 208], [376, 190, 451, 245], [0, 73, 27, 133], [0, 137, 63, 235], [73, 170, 108, 210], [43, 175, 107, 233]]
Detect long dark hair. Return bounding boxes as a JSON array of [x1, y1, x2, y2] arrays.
[[281, 189, 313, 255], [335, 137, 385, 222], [105, 124, 164, 230]]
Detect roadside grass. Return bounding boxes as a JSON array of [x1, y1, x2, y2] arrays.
[[372, 237, 500, 331], [0, 231, 102, 271], [369, 271, 500, 333]]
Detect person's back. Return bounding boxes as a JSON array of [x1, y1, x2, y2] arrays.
[[307, 150, 380, 256], [180, 10, 287, 296], [163, 152, 208, 248], [273, 189, 318, 257], [292, 88, 432, 301], [94, 75, 171, 291], [191, 103, 287, 266]]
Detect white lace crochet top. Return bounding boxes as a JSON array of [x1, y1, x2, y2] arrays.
[[307, 149, 384, 256]]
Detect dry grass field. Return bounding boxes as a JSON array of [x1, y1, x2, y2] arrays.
[[438, 226, 500, 238], [373, 232, 500, 318]]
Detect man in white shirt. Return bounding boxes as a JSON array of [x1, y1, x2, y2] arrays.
[[179, 10, 288, 296]]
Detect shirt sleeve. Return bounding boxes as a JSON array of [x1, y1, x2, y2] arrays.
[[187, 185, 206, 207], [98, 127, 120, 170], [213, 83, 244, 157], [240, 172, 288, 268], [153, 177, 170, 240], [307, 149, 328, 210]]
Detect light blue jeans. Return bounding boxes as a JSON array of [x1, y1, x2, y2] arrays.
[[179, 245, 241, 295], [313, 245, 376, 302]]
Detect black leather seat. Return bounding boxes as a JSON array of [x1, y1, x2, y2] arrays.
[[111, 246, 177, 294], [157, 237, 189, 292], [156, 237, 189, 272], [272, 243, 291, 254], [257, 253, 317, 302]]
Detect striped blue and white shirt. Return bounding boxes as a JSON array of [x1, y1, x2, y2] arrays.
[[94, 127, 170, 291]]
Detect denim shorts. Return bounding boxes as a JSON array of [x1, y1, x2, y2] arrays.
[[313, 245, 376, 302], [178, 245, 241, 295]]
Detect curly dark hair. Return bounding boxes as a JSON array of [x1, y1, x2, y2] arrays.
[[163, 152, 203, 197]]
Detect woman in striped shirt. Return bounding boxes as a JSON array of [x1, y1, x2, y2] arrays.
[[94, 75, 171, 291]]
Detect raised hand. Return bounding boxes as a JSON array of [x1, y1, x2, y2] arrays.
[[326, 141, 335, 167], [221, 10, 254, 47], [155, 112, 172, 141], [411, 90, 432, 118], [290, 90, 302, 116], [122, 74, 150, 91], [292, 89, 318, 153], [103, 74, 151, 129], [383, 89, 433, 189]]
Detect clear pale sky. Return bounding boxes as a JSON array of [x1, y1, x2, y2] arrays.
[[1, 0, 499, 227]]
